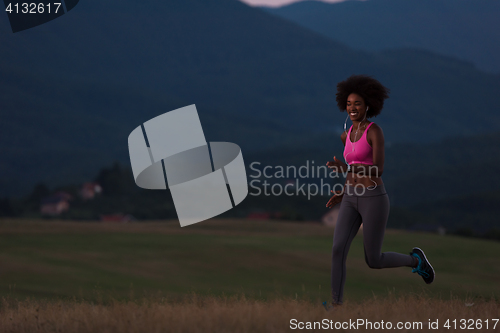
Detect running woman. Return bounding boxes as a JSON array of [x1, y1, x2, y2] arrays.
[[323, 75, 434, 309]]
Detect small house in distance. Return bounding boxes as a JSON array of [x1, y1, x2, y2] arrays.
[[322, 205, 340, 228], [40, 192, 72, 215], [80, 182, 102, 200]]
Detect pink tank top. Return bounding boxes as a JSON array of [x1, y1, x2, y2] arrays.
[[343, 122, 374, 165]]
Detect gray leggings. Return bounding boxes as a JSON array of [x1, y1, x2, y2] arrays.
[[331, 184, 414, 304]]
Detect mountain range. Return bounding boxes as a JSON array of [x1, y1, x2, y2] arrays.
[[1, 0, 500, 197], [264, 0, 500, 73]]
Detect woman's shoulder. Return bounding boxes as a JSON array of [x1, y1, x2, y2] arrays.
[[366, 122, 384, 140], [367, 122, 383, 132]]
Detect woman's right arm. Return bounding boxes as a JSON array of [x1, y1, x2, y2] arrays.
[[340, 131, 347, 146], [326, 132, 348, 208]]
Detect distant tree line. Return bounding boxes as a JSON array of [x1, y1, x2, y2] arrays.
[[0, 162, 177, 220], [0, 162, 498, 242]]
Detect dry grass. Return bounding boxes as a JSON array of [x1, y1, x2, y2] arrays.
[[0, 294, 498, 333], [1, 218, 499, 332]]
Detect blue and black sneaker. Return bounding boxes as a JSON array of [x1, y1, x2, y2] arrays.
[[322, 301, 341, 311], [410, 247, 435, 284]]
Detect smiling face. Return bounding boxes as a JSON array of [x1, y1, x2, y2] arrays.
[[346, 93, 368, 122]]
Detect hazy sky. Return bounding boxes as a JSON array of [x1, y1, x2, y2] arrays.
[[239, 0, 347, 8]]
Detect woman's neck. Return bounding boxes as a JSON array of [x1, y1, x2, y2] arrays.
[[352, 119, 369, 130]]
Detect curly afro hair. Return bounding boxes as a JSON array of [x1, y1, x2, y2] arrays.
[[336, 75, 390, 118]]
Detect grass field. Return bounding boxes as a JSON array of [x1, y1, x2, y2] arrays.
[[0, 218, 499, 332], [0, 218, 499, 302]]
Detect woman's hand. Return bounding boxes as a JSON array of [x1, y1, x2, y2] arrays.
[[326, 190, 344, 208], [326, 156, 347, 173]]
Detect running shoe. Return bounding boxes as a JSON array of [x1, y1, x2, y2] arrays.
[[322, 301, 341, 311], [410, 247, 435, 284]]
